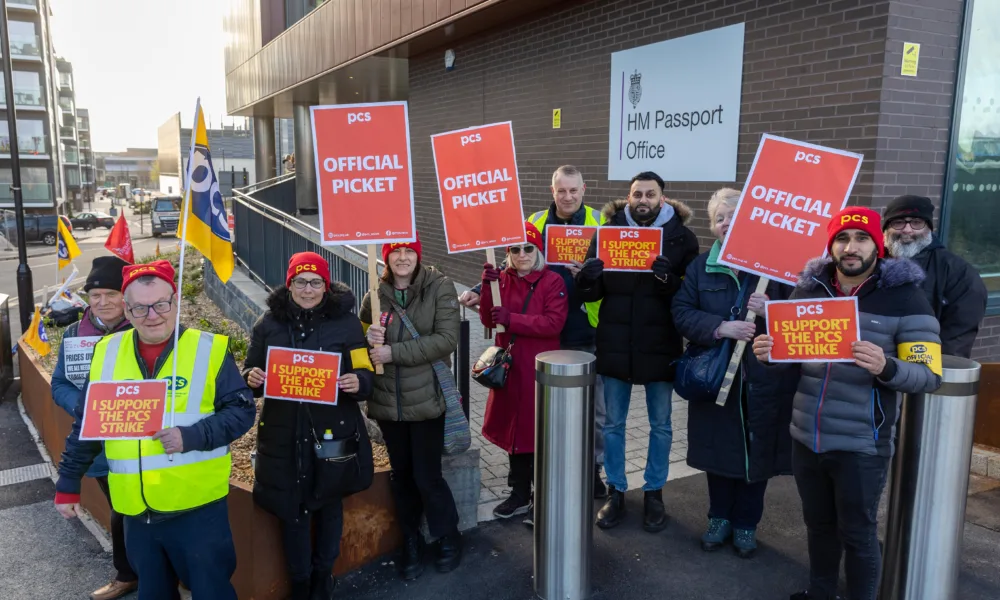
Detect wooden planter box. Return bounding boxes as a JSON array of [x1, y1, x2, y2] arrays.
[[18, 341, 401, 599], [974, 362, 1000, 450]]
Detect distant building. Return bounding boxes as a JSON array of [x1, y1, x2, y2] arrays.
[[157, 113, 255, 195], [95, 148, 158, 190]]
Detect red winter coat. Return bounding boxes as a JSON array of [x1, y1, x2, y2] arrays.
[[479, 266, 568, 454]]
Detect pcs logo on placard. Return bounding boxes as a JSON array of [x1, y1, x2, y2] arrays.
[[347, 112, 371, 124]]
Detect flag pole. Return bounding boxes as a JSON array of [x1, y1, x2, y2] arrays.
[[168, 98, 201, 440]]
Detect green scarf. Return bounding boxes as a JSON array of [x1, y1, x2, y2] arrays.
[[705, 240, 739, 286]]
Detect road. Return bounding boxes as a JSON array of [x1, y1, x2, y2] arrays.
[[1, 197, 168, 339]]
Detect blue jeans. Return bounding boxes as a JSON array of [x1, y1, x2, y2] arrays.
[[602, 376, 673, 492]]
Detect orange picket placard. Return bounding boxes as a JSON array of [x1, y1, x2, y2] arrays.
[[310, 102, 416, 245], [718, 134, 864, 285], [80, 380, 168, 440], [265, 347, 342, 405], [431, 122, 526, 253], [596, 226, 662, 272], [545, 225, 597, 266], [766, 297, 861, 363]]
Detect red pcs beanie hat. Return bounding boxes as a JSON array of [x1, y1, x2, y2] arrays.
[[827, 206, 884, 258], [121, 260, 177, 294], [521, 221, 544, 251], [286, 252, 331, 289], [382, 233, 423, 264]]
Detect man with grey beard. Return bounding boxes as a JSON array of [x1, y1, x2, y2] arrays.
[[883, 194, 987, 358]]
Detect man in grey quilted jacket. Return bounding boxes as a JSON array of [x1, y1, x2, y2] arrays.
[[753, 206, 942, 600]]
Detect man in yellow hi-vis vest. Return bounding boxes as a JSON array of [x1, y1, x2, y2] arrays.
[[55, 260, 256, 600], [459, 165, 608, 503]]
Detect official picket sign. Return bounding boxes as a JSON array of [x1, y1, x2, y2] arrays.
[[431, 122, 526, 253], [62, 336, 103, 389], [80, 380, 168, 440], [765, 297, 861, 363], [310, 101, 416, 245], [545, 225, 597, 266], [596, 226, 661, 272], [265, 347, 342, 405], [717, 134, 864, 285]]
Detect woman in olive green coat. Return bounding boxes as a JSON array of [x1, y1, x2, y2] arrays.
[[360, 235, 462, 581]]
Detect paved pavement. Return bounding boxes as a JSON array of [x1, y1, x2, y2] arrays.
[[454, 285, 695, 522], [0, 397, 128, 600]]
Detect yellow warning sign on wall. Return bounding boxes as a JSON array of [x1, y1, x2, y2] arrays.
[[552, 108, 561, 129], [902, 42, 920, 77]]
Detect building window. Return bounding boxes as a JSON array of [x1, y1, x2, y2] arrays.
[[0, 167, 49, 202], [8, 21, 39, 56], [0, 71, 42, 106], [944, 0, 1000, 300], [0, 118, 47, 154]]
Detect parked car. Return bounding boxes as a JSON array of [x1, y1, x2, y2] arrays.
[[70, 211, 114, 230], [0, 214, 73, 245]]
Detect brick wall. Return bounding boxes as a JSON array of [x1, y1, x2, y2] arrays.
[[408, 0, 895, 282]]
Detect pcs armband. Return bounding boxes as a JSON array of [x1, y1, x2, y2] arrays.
[[897, 342, 942, 376], [350, 347, 375, 372]]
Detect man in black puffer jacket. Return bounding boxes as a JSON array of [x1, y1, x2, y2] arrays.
[[576, 171, 699, 533], [754, 207, 942, 600]]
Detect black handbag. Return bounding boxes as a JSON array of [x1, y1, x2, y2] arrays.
[[674, 276, 753, 404], [472, 282, 536, 390]]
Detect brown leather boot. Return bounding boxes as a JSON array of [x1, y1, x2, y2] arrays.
[[90, 580, 138, 600]]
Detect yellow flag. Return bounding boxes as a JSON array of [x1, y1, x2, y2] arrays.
[[57, 218, 81, 271], [21, 305, 51, 356]]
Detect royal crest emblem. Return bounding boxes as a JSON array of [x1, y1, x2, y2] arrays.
[[628, 70, 642, 109]]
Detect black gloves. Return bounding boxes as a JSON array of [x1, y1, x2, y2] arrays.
[[578, 258, 605, 282], [652, 255, 672, 283]]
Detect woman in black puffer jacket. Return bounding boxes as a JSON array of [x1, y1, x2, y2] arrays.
[[243, 252, 374, 600]]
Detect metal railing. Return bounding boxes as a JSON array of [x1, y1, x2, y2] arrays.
[[231, 177, 471, 411]]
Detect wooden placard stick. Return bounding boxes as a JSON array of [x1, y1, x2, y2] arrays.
[[715, 276, 770, 406], [367, 244, 385, 375], [485, 247, 504, 333]]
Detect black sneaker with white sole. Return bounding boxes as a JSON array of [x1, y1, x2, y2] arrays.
[[493, 491, 531, 519]]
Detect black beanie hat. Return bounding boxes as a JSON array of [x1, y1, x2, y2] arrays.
[[882, 195, 935, 231], [84, 256, 130, 293]]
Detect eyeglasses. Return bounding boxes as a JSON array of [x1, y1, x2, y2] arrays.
[[291, 278, 326, 290], [888, 218, 928, 231], [509, 246, 536, 255], [126, 295, 174, 319]]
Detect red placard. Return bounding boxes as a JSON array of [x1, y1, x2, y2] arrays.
[[431, 122, 526, 253], [264, 347, 342, 405], [718, 134, 864, 285], [596, 226, 662, 272], [766, 297, 861, 363], [80, 380, 168, 440], [545, 225, 597, 266], [310, 102, 416, 245]]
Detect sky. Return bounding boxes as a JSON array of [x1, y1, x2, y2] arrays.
[[49, 0, 231, 152]]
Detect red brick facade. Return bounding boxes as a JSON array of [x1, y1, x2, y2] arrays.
[[405, 0, 998, 361]]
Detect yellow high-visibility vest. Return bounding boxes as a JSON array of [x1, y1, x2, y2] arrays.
[[90, 329, 231, 516], [528, 206, 604, 328]]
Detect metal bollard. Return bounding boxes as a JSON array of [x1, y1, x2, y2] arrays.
[[880, 355, 981, 600], [533, 350, 596, 600]]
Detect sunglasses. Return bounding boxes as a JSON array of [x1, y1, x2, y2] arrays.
[[509, 246, 536, 255]]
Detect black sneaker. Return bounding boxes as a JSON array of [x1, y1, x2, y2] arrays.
[[493, 491, 531, 519], [594, 467, 607, 499], [398, 534, 424, 581]]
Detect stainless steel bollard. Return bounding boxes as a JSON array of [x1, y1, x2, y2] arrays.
[[880, 356, 981, 600], [534, 350, 596, 600]]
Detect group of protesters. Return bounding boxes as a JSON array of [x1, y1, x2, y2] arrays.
[[47, 163, 986, 600]]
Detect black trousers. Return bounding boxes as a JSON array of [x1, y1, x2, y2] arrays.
[[508, 452, 534, 498], [279, 499, 344, 583], [378, 415, 460, 539], [792, 442, 889, 600], [96, 475, 138, 583], [705, 473, 768, 530]]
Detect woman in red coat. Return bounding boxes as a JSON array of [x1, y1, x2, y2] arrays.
[[479, 222, 568, 522]]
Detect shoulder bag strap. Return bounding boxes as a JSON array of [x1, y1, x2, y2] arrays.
[[729, 274, 754, 321], [505, 282, 537, 347], [387, 301, 463, 403]]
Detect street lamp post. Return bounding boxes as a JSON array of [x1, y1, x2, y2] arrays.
[[1, 0, 34, 330]]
